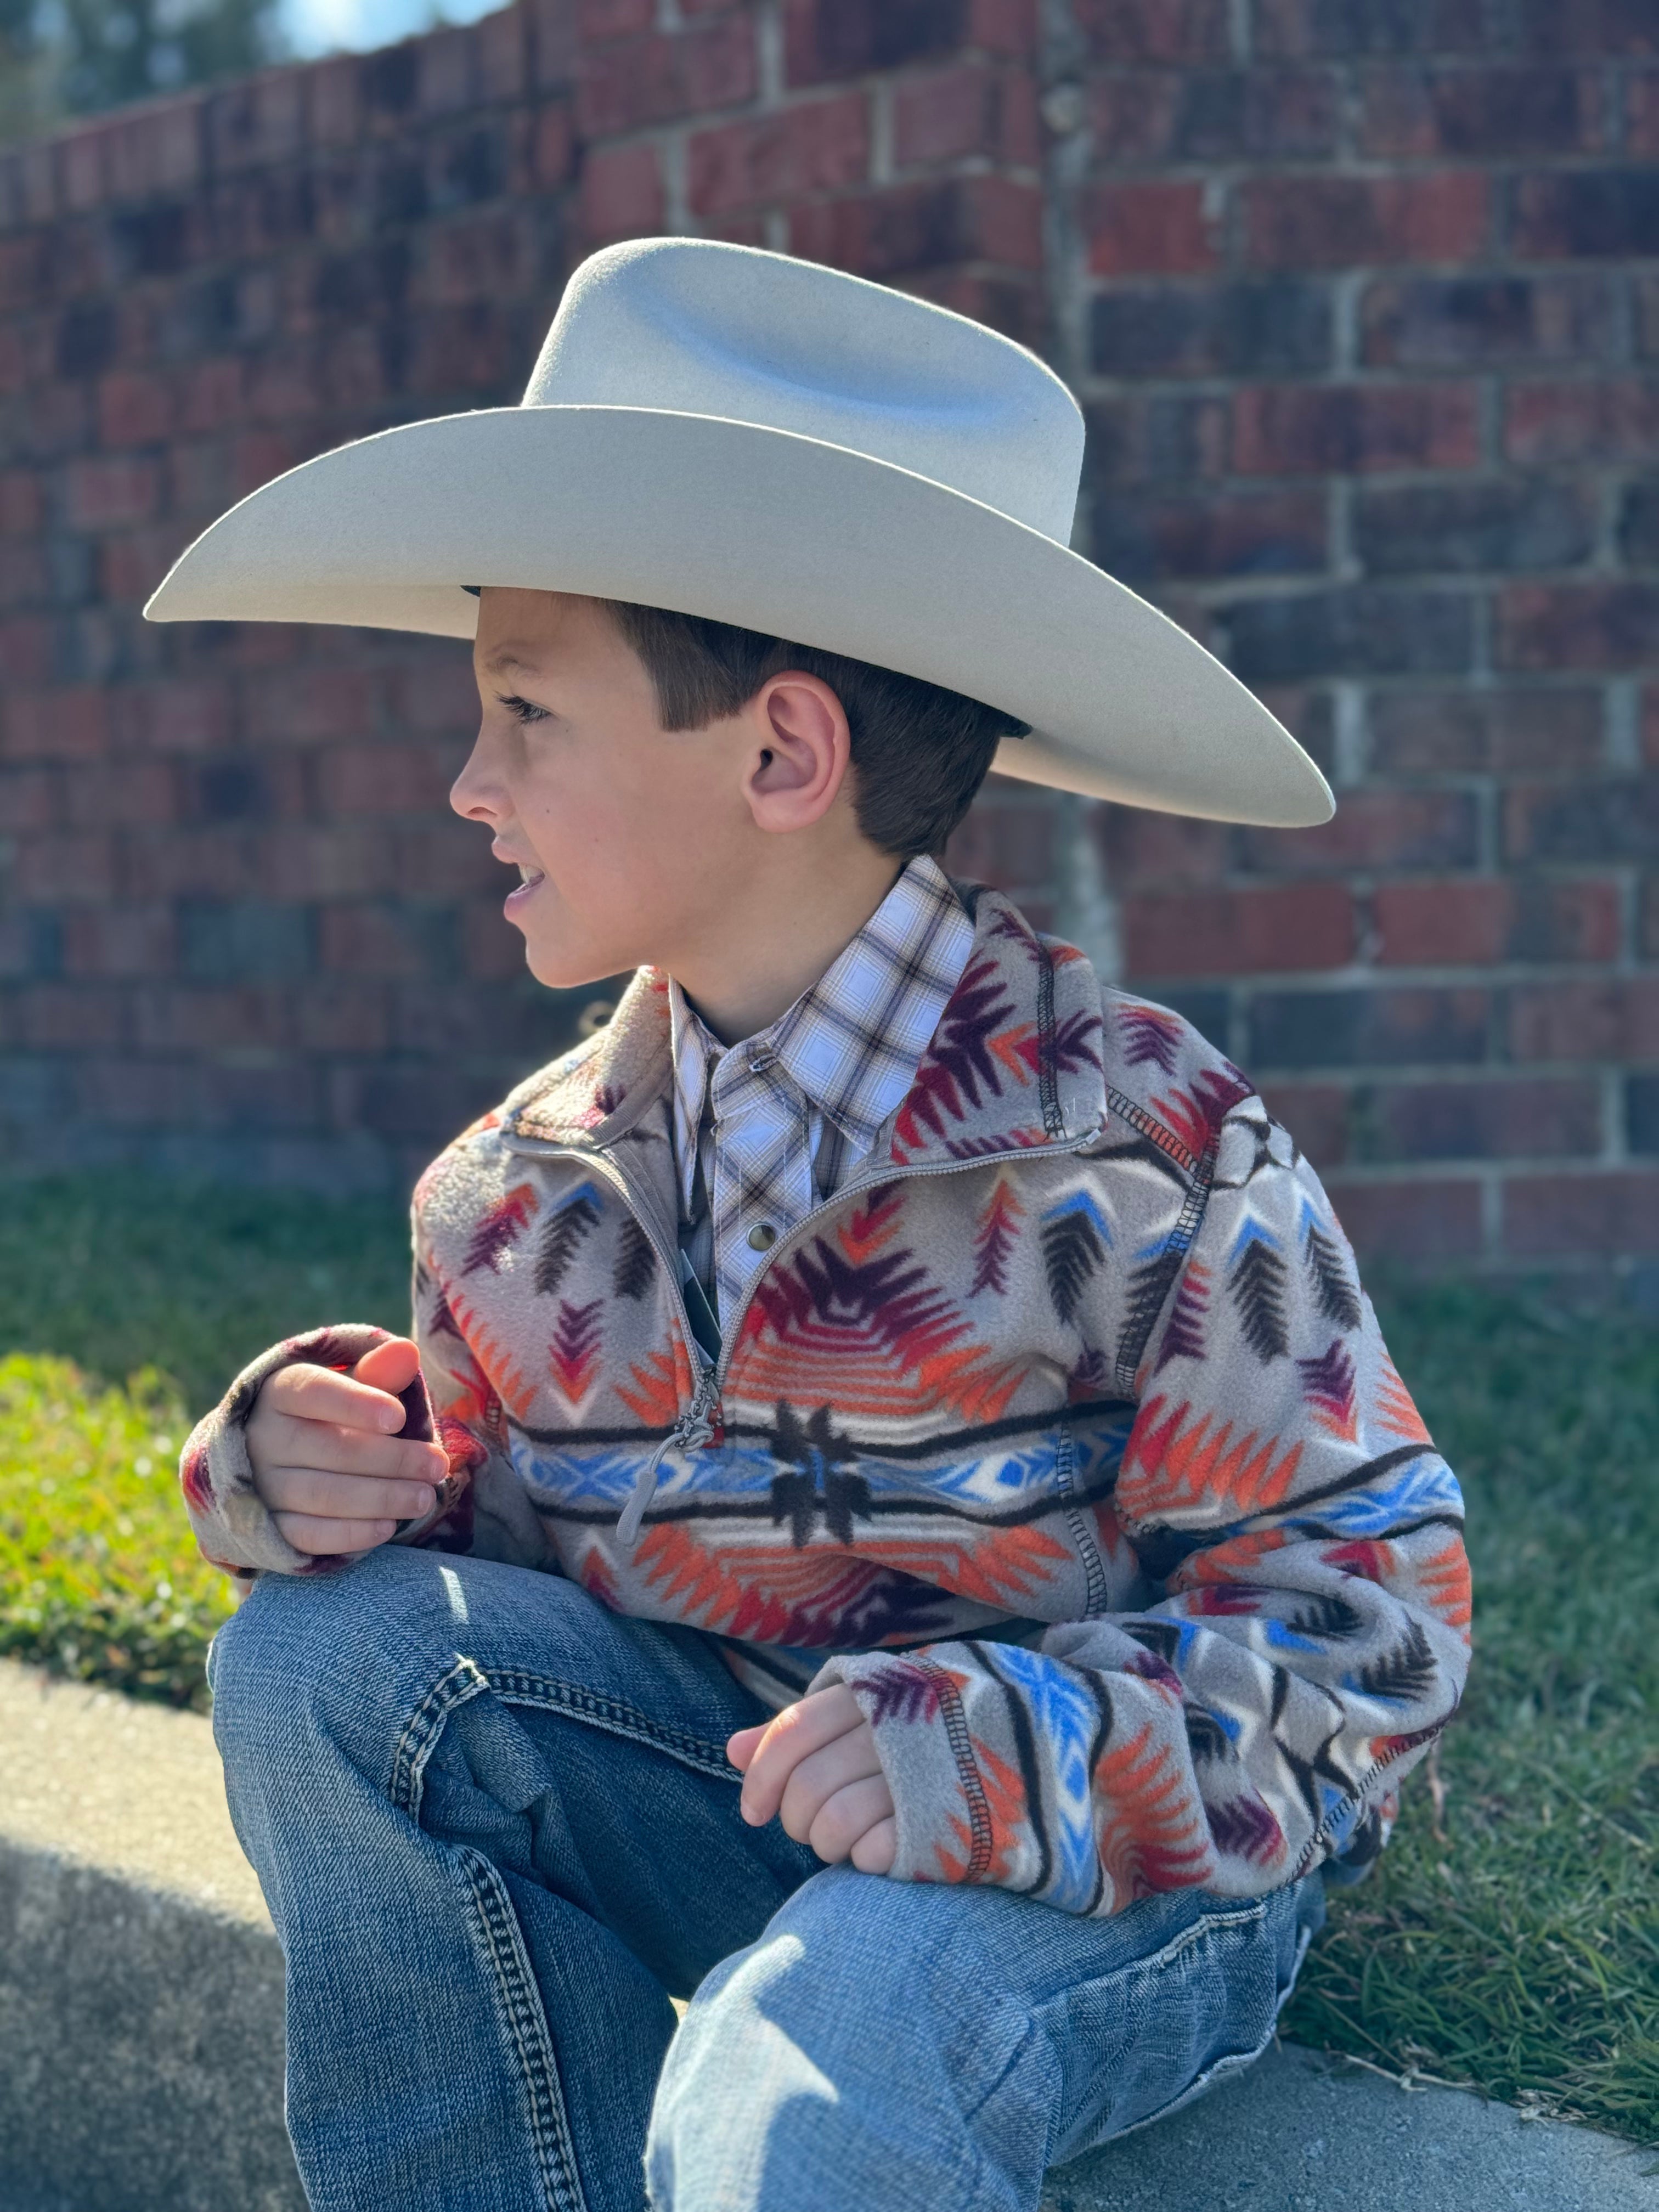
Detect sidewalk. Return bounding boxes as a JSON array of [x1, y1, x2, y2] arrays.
[[1, 1659, 1652, 2212]]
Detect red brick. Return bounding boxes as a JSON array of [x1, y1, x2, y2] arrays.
[[99, 527, 185, 607], [294, 979, 393, 1053], [0, 766, 61, 831], [97, 371, 174, 449], [1240, 789, 1478, 875], [688, 95, 870, 217], [1093, 487, 1328, 581], [1510, 978, 1659, 1061], [206, 71, 308, 173], [462, 899, 528, 981], [1370, 1077, 1602, 1161], [527, 103, 575, 190], [61, 905, 177, 978], [1124, 882, 1353, 977], [893, 62, 1039, 170], [945, 798, 1055, 890], [318, 904, 437, 977], [390, 819, 501, 898], [1073, 0, 1229, 63], [243, 668, 382, 746], [308, 55, 362, 146], [1504, 379, 1659, 465], [317, 741, 460, 816], [1503, 779, 1659, 866], [1240, 171, 1488, 269], [1087, 66, 1337, 166], [1256, 0, 1488, 54], [70, 1057, 199, 1127], [65, 759, 178, 830], [477, 3, 528, 99], [0, 472, 42, 536], [1232, 382, 1480, 475], [112, 679, 233, 755], [1644, 877, 1659, 959], [1096, 808, 1229, 889], [1373, 877, 1622, 967], [66, 456, 161, 529], [1512, 168, 1659, 261], [1359, 272, 1616, 370], [105, 95, 205, 198], [11, 832, 117, 903], [1322, 1177, 1485, 1262], [18, 983, 126, 1049], [258, 823, 404, 901], [131, 983, 296, 1053], [578, 140, 663, 246], [1645, 682, 1659, 767], [2, 687, 110, 763], [1086, 180, 1223, 277], [1368, 686, 1604, 775], [1256, 1080, 1350, 1166], [577, 19, 757, 135], [1629, 69, 1659, 156], [791, 176, 1043, 276], [1495, 583, 1659, 673], [1358, 64, 1603, 157], [578, 0, 654, 33], [1503, 1172, 1659, 1258]]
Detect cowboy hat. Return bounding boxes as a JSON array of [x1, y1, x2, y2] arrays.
[[144, 236, 1332, 827]]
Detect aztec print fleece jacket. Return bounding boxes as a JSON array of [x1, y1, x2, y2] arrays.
[[180, 885, 1472, 1919]]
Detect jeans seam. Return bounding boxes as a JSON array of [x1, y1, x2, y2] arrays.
[[389, 1655, 491, 1820], [454, 1843, 588, 2212], [482, 1670, 741, 1779]]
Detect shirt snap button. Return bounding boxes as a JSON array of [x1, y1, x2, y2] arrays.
[[747, 1223, 777, 1251]]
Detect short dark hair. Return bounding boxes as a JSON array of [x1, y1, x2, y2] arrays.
[[599, 600, 1028, 861]]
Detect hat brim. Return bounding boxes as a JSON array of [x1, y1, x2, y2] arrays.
[[143, 404, 1333, 827]]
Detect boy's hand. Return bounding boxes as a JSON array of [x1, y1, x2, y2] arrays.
[[727, 1685, 896, 1874], [246, 1336, 450, 1558]]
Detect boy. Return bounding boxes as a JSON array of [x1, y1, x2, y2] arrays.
[[153, 240, 1471, 2212]]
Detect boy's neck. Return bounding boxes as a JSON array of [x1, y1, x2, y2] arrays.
[[670, 849, 907, 1047]]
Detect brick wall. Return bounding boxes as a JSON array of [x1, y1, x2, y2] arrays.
[[1, 0, 1656, 1284]]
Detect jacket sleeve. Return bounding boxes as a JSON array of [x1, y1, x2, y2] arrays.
[[175, 1179, 543, 1583], [811, 1095, 1471, 1916], [175, 1321, 448, 1583]]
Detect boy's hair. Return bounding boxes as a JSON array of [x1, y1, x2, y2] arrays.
[[600, 600, 1029, 861]]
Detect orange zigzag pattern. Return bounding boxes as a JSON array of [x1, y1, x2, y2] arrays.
[[731, 1337, 1023, 1428], [615, 1341, 696, 1430], [1374, 1355, 1434, 1445], [445, 1288, 538, 1423], [1417, 1538, 1472, 1635], [1120, 1395, 1305, 1522], [1094, 1718, 1217, 1905]]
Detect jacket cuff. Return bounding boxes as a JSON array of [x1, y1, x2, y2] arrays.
[[808, 1646, 1006, 1889], [178, 1324, 437, 1580]]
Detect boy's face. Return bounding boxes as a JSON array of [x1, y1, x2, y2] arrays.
[[452, 589, 762, 991]]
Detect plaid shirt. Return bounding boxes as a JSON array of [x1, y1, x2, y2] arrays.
[[669, 853, 975, 1333]]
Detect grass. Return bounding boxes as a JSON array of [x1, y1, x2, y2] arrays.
[[1, 1171, 1655, 2142]]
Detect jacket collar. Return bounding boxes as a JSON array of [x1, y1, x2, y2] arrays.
[[504, 887, 1109, 1169]]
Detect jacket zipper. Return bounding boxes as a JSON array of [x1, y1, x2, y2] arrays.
[[501, 1121, 1109, 1545]]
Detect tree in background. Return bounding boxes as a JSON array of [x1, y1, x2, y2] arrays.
[[0, 0, 281, 139]]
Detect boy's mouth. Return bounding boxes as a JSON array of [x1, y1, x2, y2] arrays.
[[503, 860, 546, 915]]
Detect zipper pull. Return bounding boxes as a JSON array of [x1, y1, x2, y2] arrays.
[[616, 1363, 721, 1547]]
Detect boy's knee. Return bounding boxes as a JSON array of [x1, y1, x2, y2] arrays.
[[208, 1545, 416, 1771]]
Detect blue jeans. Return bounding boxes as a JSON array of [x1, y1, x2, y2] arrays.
[[208, 1545, 1325, 2212]]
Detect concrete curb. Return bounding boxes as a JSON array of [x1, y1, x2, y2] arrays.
[[1, 1661, 1651, 2212]]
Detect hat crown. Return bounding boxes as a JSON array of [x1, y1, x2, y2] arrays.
[[522, 238, 1084, 545]]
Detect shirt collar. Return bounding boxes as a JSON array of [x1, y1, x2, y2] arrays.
[[667, 853, 975, 1209]]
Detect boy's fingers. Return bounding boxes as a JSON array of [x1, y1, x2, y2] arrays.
[[261, 1362, 412, 1436], [738, 1688, 865, 1824], [271, 1510, 398, 1556], [777, 1730, 885, 1844], [259, 1465, 438, 1523], [350, 1337, 422, 1394], [725, 1723, 765, 1773], [806, 1776, 895, 1866], [261, 1413, 447, 1486], [849, 1816, 898, 1876]]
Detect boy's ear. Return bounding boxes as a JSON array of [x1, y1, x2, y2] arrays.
[[741, 672, 853, 835]]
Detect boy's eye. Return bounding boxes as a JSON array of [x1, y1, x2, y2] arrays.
[[496, 692, 551, 726]]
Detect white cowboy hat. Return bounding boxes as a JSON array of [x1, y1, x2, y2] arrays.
[[144, 236, 1331, 827]]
